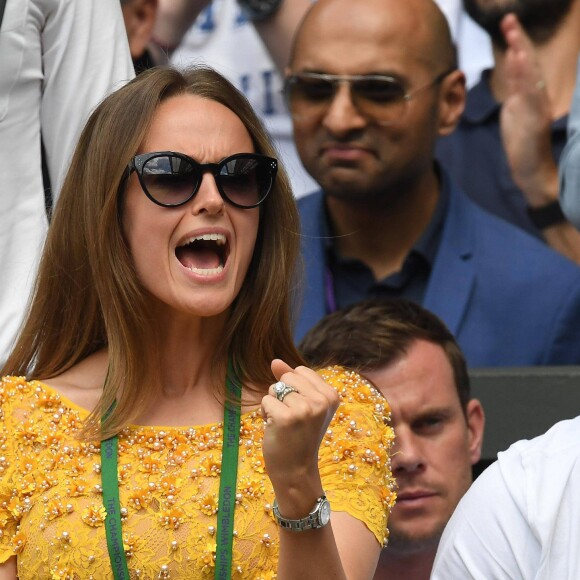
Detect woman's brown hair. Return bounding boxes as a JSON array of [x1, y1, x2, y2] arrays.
[[2, 66, 305, 438]]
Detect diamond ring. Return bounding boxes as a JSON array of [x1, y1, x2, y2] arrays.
[[272, 381, 298, 403]]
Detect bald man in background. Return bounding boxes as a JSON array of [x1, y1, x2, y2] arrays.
[[288, 0, 580, 368]]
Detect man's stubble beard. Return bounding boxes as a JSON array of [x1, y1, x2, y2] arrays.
[[386, 522, 445, 556]]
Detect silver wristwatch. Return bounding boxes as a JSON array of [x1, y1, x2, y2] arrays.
[[273, 495, 331, 531]]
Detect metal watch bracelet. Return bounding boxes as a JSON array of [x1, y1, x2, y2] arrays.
[[272, 494, 331, 531]]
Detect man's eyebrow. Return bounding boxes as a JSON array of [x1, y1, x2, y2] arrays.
[[412, 406, 454, 420]]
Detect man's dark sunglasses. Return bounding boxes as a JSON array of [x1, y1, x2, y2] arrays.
[[284, 69, 455, 124], [127, 151, 278, 209]]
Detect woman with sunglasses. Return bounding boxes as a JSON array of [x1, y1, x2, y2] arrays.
[[0, 66, 394, 579]]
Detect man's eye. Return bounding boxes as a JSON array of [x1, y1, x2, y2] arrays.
[[415, 417, 444, 431], [300, 81, 335, 100], [356, 80, 405, 102]]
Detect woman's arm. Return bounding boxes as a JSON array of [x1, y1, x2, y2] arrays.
[[277, 512, 380, 580], [152, 0, 208, 53], [0, 557, 17, 579], [262, 361, 389, 580], [251, 0, 311, 72]]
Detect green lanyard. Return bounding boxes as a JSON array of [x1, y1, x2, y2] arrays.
[[101, 366, 242, 580]]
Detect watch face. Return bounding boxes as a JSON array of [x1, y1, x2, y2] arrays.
[[319, 500, 331, 526]]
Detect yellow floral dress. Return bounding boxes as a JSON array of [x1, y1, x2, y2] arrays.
[[0, 366, 395, 579]]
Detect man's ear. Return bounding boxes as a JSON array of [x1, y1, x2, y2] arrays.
[[465, 398, 485, 465], [122, 0, 159, 60], [437, 69, 466, 137]]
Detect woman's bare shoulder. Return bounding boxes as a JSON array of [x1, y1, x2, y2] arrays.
[[40, 349, 108, 413]]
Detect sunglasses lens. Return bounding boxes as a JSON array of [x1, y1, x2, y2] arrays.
[[350, 78, 407, 123], [286, 76, 335, 118], [142, 155, 198, 206], [286, 74, 408, 124], [293, 77, 335, 101], [219, 155, 275, 207], [353, 78, 406, 103]]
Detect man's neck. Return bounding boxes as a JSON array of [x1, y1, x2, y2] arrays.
[[325, 171, 440, 280], [373, 546, 437, 580], [490, 5, 580, 119]]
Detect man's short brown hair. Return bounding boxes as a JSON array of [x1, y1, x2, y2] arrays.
[[299, 298, 470, 411]]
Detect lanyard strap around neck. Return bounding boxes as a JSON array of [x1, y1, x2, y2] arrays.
[[101, 432, 129, 580], [100, 364, 242, 580], [215, 362, 241, 580], [101, 399, 129, 580]]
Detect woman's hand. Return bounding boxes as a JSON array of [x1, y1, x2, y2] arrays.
[[262, 363, 382, 580], [261, 359, 340, 517]]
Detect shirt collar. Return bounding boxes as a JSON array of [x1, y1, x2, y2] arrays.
[[463, 69, 500, 124]]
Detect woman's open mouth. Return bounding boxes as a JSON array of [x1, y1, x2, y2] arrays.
[[175, 233, 229, 276]]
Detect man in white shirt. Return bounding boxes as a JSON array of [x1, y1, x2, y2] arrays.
[[432, 415, 580, 579]]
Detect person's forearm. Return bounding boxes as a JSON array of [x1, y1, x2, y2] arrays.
[[542, 222, 580, 264], [504, 153, 580, 262], [153, 0, 310, 67], [271, 470, 379, 580], [276, 513, 380, 580], [494, 12, 580, 260], [253, 0, 312, 72], [153, 0, 210, 51], [272, 470, 347, 580], [277, 523, 348, 580], [523, 164, 580, 263]]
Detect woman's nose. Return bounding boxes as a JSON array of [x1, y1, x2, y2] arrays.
[[190, 172, 225, 215]]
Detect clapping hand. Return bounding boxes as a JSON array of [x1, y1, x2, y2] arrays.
[[499, 13, 559, 206]]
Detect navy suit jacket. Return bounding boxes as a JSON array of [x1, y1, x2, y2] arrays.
[[295, 181, 580, 367]]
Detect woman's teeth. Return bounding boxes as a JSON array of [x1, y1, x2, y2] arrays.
[[183, 233, 226, 245], [188, 265, 224, 275]]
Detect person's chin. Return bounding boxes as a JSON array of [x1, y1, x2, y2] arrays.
[[387, 523, 444, 554], [318, 170, 374, 198], [187, 297, 233, 319], [326, 181, 390, 208]]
